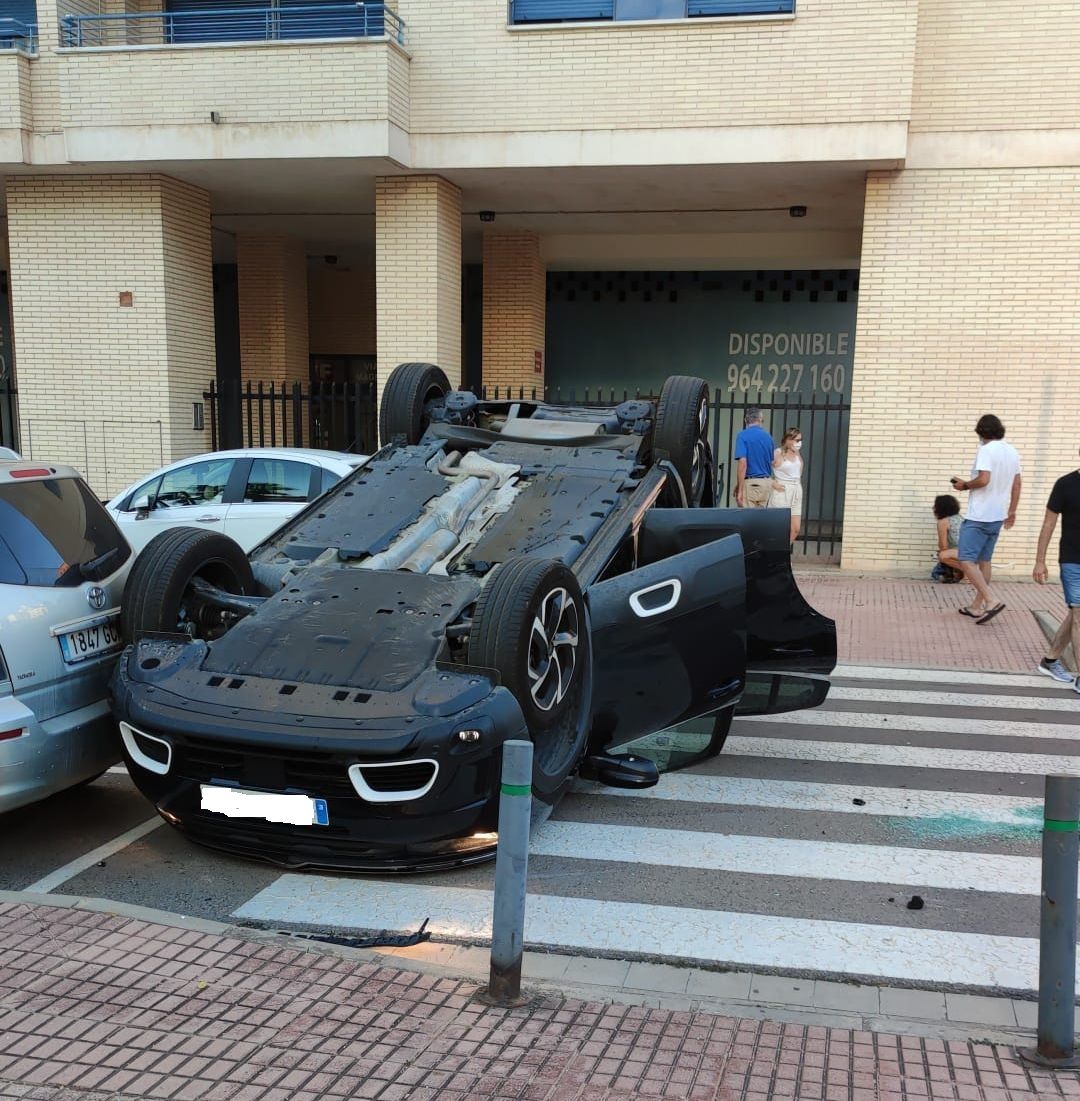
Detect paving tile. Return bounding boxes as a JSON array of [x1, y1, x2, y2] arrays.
[[748, 974, 816, 1007], [561, 958, 632, 987], [522, 955, 571, 981], [880, 988, 949, 1021], [447, 947, 490, 975], [944, 995, 1018, 1027], [684, 970, 754, 1000], [813, 981, 880, 1014], [623, 963, 691, 995]]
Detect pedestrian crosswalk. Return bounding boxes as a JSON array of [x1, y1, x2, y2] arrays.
[[234, 663, 1080, 993]]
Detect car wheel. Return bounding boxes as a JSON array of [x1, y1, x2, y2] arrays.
[[467, 556, 592, 800], [122, 527, 255, 642], [378, 362, 451, 446], [653, 375, 714, 506]]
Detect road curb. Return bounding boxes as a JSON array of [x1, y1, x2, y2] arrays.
[[3, 890, 1058, 1047]]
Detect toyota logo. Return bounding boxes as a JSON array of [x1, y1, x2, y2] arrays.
[[87, 586, 107, 611]]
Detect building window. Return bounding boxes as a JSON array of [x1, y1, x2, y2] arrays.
[[509, 0, 793, 25]]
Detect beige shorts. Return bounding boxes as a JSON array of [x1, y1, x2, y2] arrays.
[[769, 481, 803, 513], [743, 478, 772, 508]]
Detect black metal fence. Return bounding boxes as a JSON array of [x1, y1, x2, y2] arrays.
[[204, 380, 849, 560], [205, 379, 376, 455], [0, 378, 17, 453]]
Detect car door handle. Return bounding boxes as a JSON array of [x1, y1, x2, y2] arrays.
[[629, 578, 682, 618], [196, 515, 221, 523]]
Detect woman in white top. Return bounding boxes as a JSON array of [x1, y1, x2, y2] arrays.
[[768, 426, 804, 545]]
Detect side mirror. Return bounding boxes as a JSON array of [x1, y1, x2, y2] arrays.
[[132, 494, 151, 519]]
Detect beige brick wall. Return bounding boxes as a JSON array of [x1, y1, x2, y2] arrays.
[[482, 232, 545, 394], [160, 176, 215, 460], [911, 0, 1080, 133], [375, 175, 462, 401], [843, 168, 1080, 576], [56, 40, 406, 127], [237, 234, 310, 387], [401, 0, 917, 134], [0, 53, 32, 133], [5, 174, 214, 496], [309, 267, 377, 356]]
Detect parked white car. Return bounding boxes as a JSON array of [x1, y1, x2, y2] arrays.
[[1, 458, 133, 813], [106, 448, 368, 555]]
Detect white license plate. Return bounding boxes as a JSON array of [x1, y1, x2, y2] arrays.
[[58, 618, 122, 664], [200, 785, 329, 827]]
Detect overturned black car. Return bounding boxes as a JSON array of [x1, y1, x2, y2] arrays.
[[111, 366, 836, 872]]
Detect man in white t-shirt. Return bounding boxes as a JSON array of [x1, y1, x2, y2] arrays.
[[949, 413, 1022, 625]]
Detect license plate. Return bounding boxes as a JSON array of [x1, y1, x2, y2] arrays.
[[58, 617, 122, 664], [200, 785, 329, 827]]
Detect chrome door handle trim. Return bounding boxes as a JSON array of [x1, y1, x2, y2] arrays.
[[629, 578, 681, 618], [196, 515, 221, 522]]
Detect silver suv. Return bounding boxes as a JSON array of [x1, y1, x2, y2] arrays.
[[1, 460, 133, 812]]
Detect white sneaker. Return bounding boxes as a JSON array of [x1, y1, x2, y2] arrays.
[[1038, 658, 1075, 684]]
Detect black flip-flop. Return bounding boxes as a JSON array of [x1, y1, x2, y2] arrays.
[[958, 607, 981, 618], [976, 603, 1006, 625]]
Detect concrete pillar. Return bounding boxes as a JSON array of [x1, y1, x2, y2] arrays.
[[5, 174, 214, 496], [375, 175, 461, 401], [236, 234, 310, 387], [482, 231, 545, 395]]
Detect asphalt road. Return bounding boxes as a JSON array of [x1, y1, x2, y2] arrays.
[[3, 663, 1076, 992]]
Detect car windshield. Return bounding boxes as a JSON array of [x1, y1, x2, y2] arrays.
[[0, 477, 131, 587]]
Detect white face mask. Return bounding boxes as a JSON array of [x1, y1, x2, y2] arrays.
[[793, 441, 803, 451]]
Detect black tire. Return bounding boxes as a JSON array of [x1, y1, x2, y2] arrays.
[[378, 362, 451, 446], [467, 557, 592, 799], [122, 527, 254, 642], [653, 375, 714, 506]]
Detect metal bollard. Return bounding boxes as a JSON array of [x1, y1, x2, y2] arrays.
[[1020, 775, 1080, 1069], [485, 739, 533, 1007]]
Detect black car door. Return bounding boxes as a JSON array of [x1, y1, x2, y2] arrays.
[[586, 532, 747, 748], [636, 508, 837, 716]]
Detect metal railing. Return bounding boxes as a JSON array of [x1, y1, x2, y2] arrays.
[[509, 0, 793, 24], [205, 379, 377, 456], [0, 18, 38, 54], [59, 3, 404, 48], [205, 379, 848, 560]]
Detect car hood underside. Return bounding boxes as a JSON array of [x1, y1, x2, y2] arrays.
[[203, 567, 482, 692]]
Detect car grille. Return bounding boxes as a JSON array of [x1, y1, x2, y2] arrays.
[[176, 736, 356, 797], [355, 762, 436, 793]]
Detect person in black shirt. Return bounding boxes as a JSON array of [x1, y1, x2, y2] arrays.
[[1033, 460, 1080, 690]]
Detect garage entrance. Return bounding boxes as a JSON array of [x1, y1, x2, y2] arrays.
[[545, 268, 856, 561]]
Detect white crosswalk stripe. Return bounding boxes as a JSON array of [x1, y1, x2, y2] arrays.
[[740, 707, 1078, 740], [574, 774, 1042, 823], [233, 665, 1080, 993], [825, 685, 1080, 712]]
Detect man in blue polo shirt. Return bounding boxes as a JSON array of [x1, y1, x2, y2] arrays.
[[734, 407, 776, 508]]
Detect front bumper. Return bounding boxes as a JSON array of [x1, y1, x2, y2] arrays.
[[111, 639, 526, 872]]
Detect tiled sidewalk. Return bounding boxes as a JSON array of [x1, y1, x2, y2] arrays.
[[3, 902, 1080, 1101], [796, 572, 1070, 675]]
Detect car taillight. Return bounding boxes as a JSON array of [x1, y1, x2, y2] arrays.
[[0, 728, 26, 742], [9, 467, 55, 478]]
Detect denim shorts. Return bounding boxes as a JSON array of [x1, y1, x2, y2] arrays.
[[956, 518, 1003, 563], [1062, 562, 1080, 607]]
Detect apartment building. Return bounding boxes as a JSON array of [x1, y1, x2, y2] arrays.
[[0, 0, 1077, 571]]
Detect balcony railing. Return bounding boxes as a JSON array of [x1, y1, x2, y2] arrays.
[[59, 3, 404, 48], [0, 18, 38, 54], [509, 0, 792, 23]]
